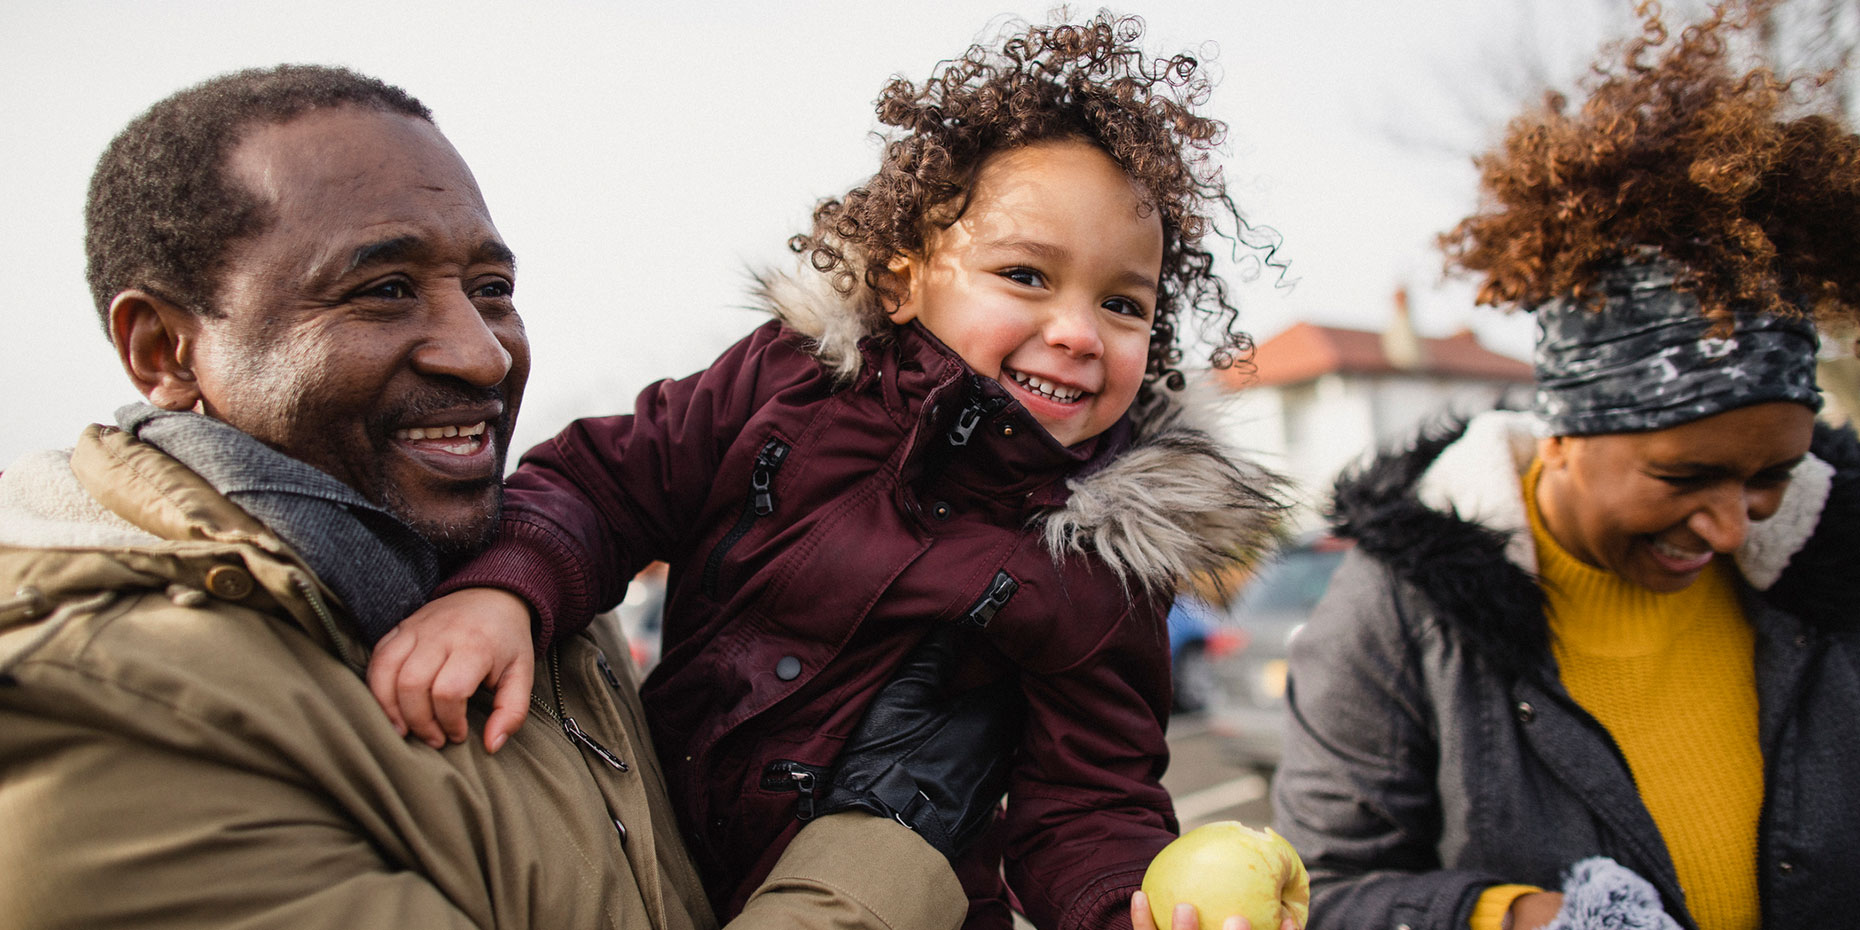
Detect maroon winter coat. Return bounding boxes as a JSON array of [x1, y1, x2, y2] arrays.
[[446, 272, 1284, 930]]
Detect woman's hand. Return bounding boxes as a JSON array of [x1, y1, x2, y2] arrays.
[[1129, 890, 1300, 930]]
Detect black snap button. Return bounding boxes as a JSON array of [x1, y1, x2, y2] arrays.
[[204, 565, 255, 600], [1779, 860, 1795, 874], [932, 501, 952, 520], [613, 818, 628, 844], [1514, 701, 1535, 723], [776, 656, 802, 681]]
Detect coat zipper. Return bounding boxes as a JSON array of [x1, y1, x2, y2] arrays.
[[959, 570, 1019, 629], [533, 646, 629, 772], [293, 574, 367, 671], [945, 377, 1006, 447], [701, 438, 792, 597], [761, 759, 829, 821]]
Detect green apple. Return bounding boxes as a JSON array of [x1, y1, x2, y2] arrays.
[[1141, 821, 1310, 930]]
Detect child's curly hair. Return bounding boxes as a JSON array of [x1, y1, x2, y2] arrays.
[[791, 11, 1280, 393], [1440, 0, 1860, 328]]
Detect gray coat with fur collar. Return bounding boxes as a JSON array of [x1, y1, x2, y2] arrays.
[[1272, 411, 1860, 930], [446, 270, 1286, 930]]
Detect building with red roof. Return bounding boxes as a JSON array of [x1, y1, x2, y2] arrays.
[[1216, 292, 1532, 526]]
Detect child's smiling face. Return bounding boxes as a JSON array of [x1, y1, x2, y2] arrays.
[[888, 140, 1163, 447]]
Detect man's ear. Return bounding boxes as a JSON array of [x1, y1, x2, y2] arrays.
[[884, 252, 921, 325], [110, 289, 203, 411]]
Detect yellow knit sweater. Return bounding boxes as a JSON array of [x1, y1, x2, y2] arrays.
[[1522, 460, 1762, 930]]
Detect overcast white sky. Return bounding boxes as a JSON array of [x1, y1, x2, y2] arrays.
[[3, 0, 1633, 467]]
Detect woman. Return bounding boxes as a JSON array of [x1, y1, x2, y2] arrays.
[[1271, 4, 1860, 929]]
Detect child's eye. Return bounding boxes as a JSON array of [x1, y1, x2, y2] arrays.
[[1001, 268, 1046, 288], [1103, 297, 1149, 319]]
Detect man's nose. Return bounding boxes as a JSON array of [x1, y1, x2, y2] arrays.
[[1043, 302, 1104, 359], [414, 290, 512, 386]]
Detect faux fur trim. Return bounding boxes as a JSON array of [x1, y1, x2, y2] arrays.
[[0, 447, 160, 549], [753, 266, 1289, 589], [1042, 383, 1289, 590], [750, 268, 877, 384]]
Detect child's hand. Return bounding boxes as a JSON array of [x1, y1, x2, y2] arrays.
[[1129, 891, 1298, 930], [367, 587, 535, 754]]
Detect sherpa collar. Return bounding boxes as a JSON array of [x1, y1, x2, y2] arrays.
[[750, 267, 1287, 590]]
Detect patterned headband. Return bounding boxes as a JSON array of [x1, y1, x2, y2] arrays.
[[1532, 259, 1821, 436]]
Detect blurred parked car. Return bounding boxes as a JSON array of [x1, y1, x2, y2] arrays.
[[1204, 535, 1351, 770], [1167, 594, 1247, 714]]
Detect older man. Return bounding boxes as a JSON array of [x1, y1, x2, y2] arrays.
[[0, 65, 981, 929]]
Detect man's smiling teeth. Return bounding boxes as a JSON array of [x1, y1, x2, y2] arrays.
[[394, 421, 486, 442], [1009, 371, 1083, 403]]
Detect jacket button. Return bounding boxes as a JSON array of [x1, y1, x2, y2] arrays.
[[1778, 860, 1795, 874], [1514, 701, 1535, 723], [776, 656, 802, 681], [205, 565, 255, 600], [612, 818, 628, 845], [1000, 424, 1016, 437], [932, 501, 952, 520]]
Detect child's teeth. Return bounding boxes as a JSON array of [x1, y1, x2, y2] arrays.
[[1017, 373, 1081, 402]]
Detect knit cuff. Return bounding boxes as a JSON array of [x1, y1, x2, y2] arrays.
[[1471, 884, 1543, 930], [439, 512, 595, 649]]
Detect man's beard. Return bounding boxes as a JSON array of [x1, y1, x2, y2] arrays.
[[380, 477, 505, 568]]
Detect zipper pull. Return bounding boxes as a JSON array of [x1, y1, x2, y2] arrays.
[[752, 440, 792, 515], [948, 400, 984, 447], [960, 571, 1019, 629], [562, 715, 629, 772], [761, 760, 828, 820]]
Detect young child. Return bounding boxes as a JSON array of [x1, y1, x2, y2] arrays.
[[371, 14, 1286, 930]]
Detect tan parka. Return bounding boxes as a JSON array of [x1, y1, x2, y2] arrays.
[[0, 425, 964, 929]]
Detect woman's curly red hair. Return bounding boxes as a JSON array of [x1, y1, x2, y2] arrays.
[[791, 12, 1281, 392], [1441, 0, 1860, 328]]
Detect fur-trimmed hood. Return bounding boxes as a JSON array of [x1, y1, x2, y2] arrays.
[[1331, 409, 1859, 679], [752, 267, 1287, 590]]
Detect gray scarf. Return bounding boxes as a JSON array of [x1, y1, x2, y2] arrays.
[[1532, 259, 1821, 436], [119, 403, 440, 644]]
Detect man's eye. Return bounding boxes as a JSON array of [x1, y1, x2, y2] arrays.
[[472, 279, 514, 300], [353, 280, 414, 300], [1001, 268, 1045, 288]]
